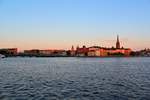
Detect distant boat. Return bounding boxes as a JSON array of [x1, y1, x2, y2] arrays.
[[0, 54, 5, 58]]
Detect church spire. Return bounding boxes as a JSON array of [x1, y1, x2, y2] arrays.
[[116, 35, 120, 49], [117, 35, 119, 42], [71, 45, 74, 51]]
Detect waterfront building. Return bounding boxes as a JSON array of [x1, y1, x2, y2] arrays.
[[24, 49, 67, 56], [105, 48, 131, 56], [137, 48, 150, 57], [76, 45, 89, 56], [0, 48, 18, 55], [52, 50, 67, 56], [39, 50, 54, 55], [88, 46, 101, 56], [24, 49, 40, 55]]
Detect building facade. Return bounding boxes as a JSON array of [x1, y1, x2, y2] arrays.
[[0, 48, 18, 55]]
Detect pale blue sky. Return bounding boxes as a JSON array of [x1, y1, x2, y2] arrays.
[[0, 0, 150, 50]]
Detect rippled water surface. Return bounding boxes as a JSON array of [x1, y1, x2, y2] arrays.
[[0, 57, 150, 100]]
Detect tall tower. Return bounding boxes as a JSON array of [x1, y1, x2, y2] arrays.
[[71, 45, 74, 51], [70, 45, 75, 56], [116, 35, 120, 49]]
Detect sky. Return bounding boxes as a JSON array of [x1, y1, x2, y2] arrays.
[[0, 0, 150, 51]]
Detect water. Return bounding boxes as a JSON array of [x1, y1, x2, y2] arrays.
[[0, 57, 150, 100]]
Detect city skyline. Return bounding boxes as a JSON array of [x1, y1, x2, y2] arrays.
[[0, 35, 132, 52], [0, 0, 150, 51], [0, 35, 133, 57]]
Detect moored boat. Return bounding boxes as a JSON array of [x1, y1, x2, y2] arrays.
[[0, 54, 5, 58]]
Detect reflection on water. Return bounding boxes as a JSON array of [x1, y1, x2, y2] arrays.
[[0, 57, 150, 100]]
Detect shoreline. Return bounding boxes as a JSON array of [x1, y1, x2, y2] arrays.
[[3, 56, 150, 58]]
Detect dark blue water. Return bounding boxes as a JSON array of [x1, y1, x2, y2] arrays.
[[0, 57, 150, 100]]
